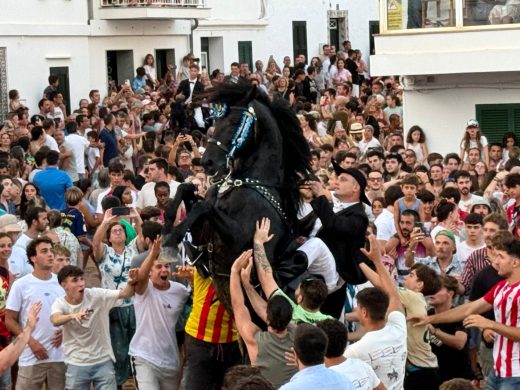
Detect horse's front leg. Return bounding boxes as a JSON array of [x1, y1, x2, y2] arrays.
[[162, 201, 213, 247]]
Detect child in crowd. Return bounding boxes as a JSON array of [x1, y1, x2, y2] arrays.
[[87, 130, 102, 185], [406, 125, 428, 166], [394, 174, 425, 244], [459, 120, 488, 167], [371, 197, 385, 220]]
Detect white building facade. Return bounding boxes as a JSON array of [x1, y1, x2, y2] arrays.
[[371, 0, 520, 155], [0, 0, 378, 119]]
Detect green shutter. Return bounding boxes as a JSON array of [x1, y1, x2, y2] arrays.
[[238, 41, 253, 71], [476, 104, 520, 144]]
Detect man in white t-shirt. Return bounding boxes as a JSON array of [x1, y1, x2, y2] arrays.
[[65, 121, 90, 180], [129, 238, 191, 388], [50, 265, 138, 389], [136, 157, 179, 211], [318, 319, 384, 390], [375, 186, 403, 245], [347, 235, 407, 390], [5, 237, 65, 390], [357, 125, 381, 155]]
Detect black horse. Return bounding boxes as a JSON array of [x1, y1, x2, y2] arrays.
[[163, 82, 311, 310]]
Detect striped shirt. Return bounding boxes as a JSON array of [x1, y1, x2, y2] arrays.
[[483, 279, 520, 378], [461, 247, 489, 293], [185, 271, 238, 344]]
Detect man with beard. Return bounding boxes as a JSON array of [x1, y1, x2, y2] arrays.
[[383, 153, 404, 183], [385, 209, 435, 285], [406, 230, 463, 281], [455, 170, 483, 218]]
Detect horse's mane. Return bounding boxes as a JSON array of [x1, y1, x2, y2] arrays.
[[270, 98, 312, 224], [209, 81, 311, 225]]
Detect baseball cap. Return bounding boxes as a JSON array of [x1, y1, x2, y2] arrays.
[[466, 119, 479, 128], [435, 230, 456, 247], [0, 215, 21, 233]]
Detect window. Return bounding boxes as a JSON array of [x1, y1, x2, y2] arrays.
[[476, 104, 520, 144], [49, 67, 71, 116], [155, 49, 176, 80], [292, 21, 307, 62], [238, 41, 253, 71], [106, 50, 134, 88]]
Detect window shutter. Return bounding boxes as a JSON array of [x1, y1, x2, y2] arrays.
[[476, 104, 518, 144]]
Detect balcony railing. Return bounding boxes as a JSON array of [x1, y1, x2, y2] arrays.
[[97, 0, 209, 19], [100, 0, 206, 7]]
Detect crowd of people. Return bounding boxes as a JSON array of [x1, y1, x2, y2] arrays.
[[0, 38, 518, 390]]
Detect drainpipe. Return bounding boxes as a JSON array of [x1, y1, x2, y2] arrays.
[[189, 18, 199, 54]]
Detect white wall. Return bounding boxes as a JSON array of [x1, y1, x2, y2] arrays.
[[0, 0, 87, 25], [344, 0, 379, 69], [403, 72, 520, 156], [1, 16, 191, 113], [0, 36, 90, 114]]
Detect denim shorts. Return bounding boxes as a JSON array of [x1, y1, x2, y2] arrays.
[[65, 360, 116, 390]]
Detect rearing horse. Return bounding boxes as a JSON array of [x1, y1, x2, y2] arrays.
[[163, 82, 311, 310]]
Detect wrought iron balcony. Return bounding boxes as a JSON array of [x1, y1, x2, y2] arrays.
[[98, 0, 210, 20]]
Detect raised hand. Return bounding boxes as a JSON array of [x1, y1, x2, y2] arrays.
[[26, 302, 42, 330], [240, 257, 254, 286], [254, 218, 274, 245], [231, 250, 253, 274], [360, 234, 381, 263], [127, 268, 139, 285], [150, 235, 162, 260], [173, 265, 194, 281]]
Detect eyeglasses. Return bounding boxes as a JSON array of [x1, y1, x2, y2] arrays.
[[368, 177, 383, 182], [405, 154, 415, 158]]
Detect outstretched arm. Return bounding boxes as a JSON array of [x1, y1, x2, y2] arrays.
[[0, 302, 42, 373], [230, 251, 260, 362], [253, 218, 279, 299], [360, 235, 403, 313], [134, 236, 161, 295], [409, 297, 492, 327]]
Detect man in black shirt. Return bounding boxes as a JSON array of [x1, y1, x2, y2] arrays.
[[345, 50, 359, 97], [428, 275, 473, 383]]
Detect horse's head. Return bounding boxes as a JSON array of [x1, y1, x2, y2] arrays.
[[202, 82, 281, 183]]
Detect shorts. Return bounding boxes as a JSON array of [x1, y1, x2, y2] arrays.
[[131, 356, 180, 390]]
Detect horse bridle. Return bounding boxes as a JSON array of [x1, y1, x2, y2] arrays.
[[207, 103, 288, 223], [208, 104, 257, 158]]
